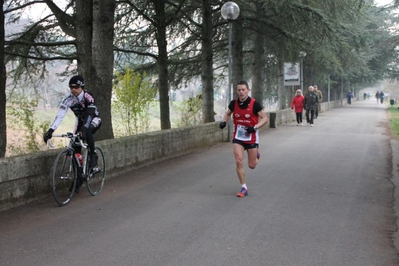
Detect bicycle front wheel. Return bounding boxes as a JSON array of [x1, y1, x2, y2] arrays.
[[51, 150, 77, 206], [87, 146, 106, 196]]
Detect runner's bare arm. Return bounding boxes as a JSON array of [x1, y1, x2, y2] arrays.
[[255, 110, 268, 129], [222, 108, 233, 123]]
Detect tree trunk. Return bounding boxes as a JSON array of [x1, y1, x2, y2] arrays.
[[153, 0, 171, 130], [75, 0, 93, 80], [74, 0, 114, 140], [0, 0, 6, 157], [278, 62, 286, 110], [251, 21, 265, 104], [91, 0, 115, 140], [232, 17, 243, 96], [201, 0, 214, 123]]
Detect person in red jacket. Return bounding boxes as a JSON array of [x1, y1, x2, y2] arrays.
[[291, 89, 305, 126]]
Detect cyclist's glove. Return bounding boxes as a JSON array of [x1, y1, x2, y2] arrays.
[[219, 122, 226, 129], [43, 128, 54, 143], [78, 128, 86, 141]]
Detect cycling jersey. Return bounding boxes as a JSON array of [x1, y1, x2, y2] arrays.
[[50, 90, 100, 132]]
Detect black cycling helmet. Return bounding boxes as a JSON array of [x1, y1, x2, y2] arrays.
[[69, 75, 85, 88]]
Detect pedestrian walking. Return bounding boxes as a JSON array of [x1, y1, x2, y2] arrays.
[[380, 91, 385, 104], [303, 86, 318, 127], [291, 89, 304, 126], [376, 91, 380, 103], [347, 91, 353, 104], [313, 85, 323, 119]]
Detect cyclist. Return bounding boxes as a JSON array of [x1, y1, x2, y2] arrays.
[[43, 75, 102, 168]]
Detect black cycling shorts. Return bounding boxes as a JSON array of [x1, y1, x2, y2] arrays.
[[232, 139, 259, 150]]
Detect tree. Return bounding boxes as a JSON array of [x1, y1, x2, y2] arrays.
[[200, 0, 214, 123], [2, 0, 45, 157], [45, 0, 116, 141], [113, 69, 157, 135], [4, 0, 115, 144], [1, 0, 398, 160], [0, 0, 5, 157], [115, 0, 183, 130]]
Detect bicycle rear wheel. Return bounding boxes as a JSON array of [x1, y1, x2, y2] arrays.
[[87, 146, 106, 196], [51, 150, 77, 206]]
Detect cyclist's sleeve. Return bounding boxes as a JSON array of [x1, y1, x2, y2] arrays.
[[81, 91, 97, 130], [50, 94, 72, 131]]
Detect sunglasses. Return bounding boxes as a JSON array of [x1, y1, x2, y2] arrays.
[[69, 85, 80, 89]]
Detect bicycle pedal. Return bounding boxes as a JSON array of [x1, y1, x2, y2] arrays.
[[90, 168, 101, 176]]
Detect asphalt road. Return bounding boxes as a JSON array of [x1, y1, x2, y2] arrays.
[[1, 98, 398, 266]]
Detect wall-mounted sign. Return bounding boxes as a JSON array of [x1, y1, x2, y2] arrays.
[[284, 63, 300, 86]]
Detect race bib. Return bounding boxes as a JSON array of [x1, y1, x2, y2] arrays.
[[235, 124, 251, 141]]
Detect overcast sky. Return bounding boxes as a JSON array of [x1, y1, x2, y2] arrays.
[[375, 0, 394, 6]]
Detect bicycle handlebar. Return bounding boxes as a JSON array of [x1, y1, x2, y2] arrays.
[[48, 132, 87, 149]]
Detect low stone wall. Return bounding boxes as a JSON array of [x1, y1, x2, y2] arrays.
[[0, 100, 345, 212]]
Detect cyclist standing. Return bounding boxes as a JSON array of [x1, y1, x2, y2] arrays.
[[43, 75, 102, 168]]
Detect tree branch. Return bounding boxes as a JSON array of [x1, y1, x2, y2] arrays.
[[5, 40, 75, 47], [114, 46, 158, 60], [4, 52, 75, 61], [4, 1, 45, 14], [43, 0, 76, 37]]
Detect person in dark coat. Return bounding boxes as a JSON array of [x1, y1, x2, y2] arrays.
[[303, 86, 318, 127], [347, 91, 353, 104]]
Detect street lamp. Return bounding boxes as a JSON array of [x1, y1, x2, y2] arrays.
[[221, 1, 240, 141], [299, 51, 306, 93]]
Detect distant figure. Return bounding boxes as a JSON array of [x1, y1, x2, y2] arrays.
[[347, 91, 353, 104], [290, 89, 305, 126], [363, 92, 367, 100], [376, 91, 380, 103], [313, 85, 323, 119], [380, 91, 385, 104]]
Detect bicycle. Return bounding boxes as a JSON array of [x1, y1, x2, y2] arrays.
[[48, 132, 106, 206]]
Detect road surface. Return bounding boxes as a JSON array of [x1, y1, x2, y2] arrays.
[[1, 99, 398, 266]]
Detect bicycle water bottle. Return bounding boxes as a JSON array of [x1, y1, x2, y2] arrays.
[[76, 153, 83, 166]]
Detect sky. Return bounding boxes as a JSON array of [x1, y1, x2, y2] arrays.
[[24, 1, 66, 20], [375, 0, 394, 6]]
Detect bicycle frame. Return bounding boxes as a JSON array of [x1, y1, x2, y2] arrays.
[[50, 132, 88, 176], [49, 132, 106, 206]]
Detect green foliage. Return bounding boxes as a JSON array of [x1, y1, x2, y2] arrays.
[[388, 104, 399, 140], [6, 94, 50, 155], [174, 94, 203, 127], [112, 69, 157, 137]]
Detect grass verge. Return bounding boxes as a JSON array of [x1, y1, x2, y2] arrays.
[[388, 104, 399, 140]]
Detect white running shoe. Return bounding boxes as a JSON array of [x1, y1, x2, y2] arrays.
[[311, 124, 314, 127]]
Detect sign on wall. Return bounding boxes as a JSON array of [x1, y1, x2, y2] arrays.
[[284, 63, 300, 86]]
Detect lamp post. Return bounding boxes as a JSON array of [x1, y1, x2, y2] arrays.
[[299, 51, 306, 93], [221, 1, 240, 141]]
